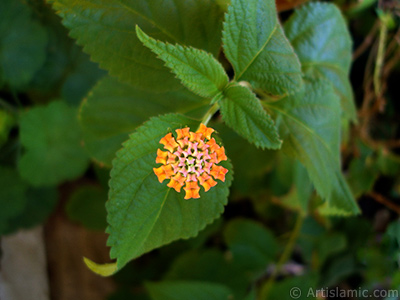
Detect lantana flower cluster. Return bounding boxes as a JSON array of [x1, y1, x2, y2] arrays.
[[153, 124, 228, 199]]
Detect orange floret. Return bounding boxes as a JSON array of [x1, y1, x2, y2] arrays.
[[166, 152, 177, 164], [215, 146, 228, 163], [153, 165, 174, 183], [155, 149, 168, 165], [210, 165, 228, 182], [176, 127, 190, 139], [154, 124, 228, 199], [198, 173, 217, 192], [189, 132, 203, 143], [206, 138, 220, 152], [159, 133, 179, 152], [196, 123, 214, 140], [167, 173, 185, 192], [184, 181, 201, 199]]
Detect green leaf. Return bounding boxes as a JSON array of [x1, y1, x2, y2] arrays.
[[317, 233, 347, 266], [61, 47, 106, 106], [0, 167, 28, 234], [3, 187, 58, 235], [284, 2, 356, 120], [0, 167, 56, 235], [65, 185, 108, 231], [219, 84, 282, 149], [376, 150, 400, 177], [146, 281, 233, 300], [79, 77, 209, 166], [83, 258, 118, 277], [288, 162, 313, 212], [28, 4, 72, 94], [105, 114, 232, 272], [213, 123, 276, 196], [265, 80, 360, 215], [347, 141, 379, 198], [223, 218, 278, 275], [18, 101, 89, 186], [222, 0, 303, 95], [320, 254, 356, 287], [165, 249, 249, 298], [243, 290, 257, 300], [0, 109, 15, 148], [136, 27, 229, 98], [268, 274, 318, 300], [50, 0, 224, 92], [0, 0, 48, 89]]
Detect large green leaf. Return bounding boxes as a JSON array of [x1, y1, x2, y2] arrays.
[[105, 114, 232, 272], [61, 46, 106, 106], [137, 27, 228, 98], [146, 281, 233, 300], [213, 123, 276, 196], [219, 84, 282, 149], [284, 2, 356, 120], [79, 77, 209, 166], [50, 0, 224, 92], [222, 0, 302, 95], [265, 80, 360, 215], [0, 0, 48, 89], [18, 101, 89, 186]]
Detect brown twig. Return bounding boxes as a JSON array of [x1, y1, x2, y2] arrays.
[[353, 21, 379, 61], [384, 28, 400, 59], [368, 192, 400, 215]]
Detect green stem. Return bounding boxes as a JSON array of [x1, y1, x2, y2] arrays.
[[374, 20, 387, 97], [199, 103, 220, 127], [258, 214, 304, 300]]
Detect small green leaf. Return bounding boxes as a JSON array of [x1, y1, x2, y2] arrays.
[[106, 114, 232, 272], [3, 187, 58, 235], [50, 0, 224, 92], [224, 218, 278, 275], [18, 101, 89, 186], [83, 257, 118, 277], [66, 185, 108, 231], [284, 2, 356, 120], [146, 281, 233, 300], [0, 167, 58, 235], [165, 249, 248, 298], [0, 109, 14, 148], [222, 0, 303, 95], [0, 167, 28, 234], [79, 77, 208, 166], [347, 141, 379, 198], [0, 0, 48, 89], [266, 80, 360, 215], [136, 27, 229, 98], [219, 84, 282, 149], [243, 290, 257, 300], [268, 274, 318, 300]]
